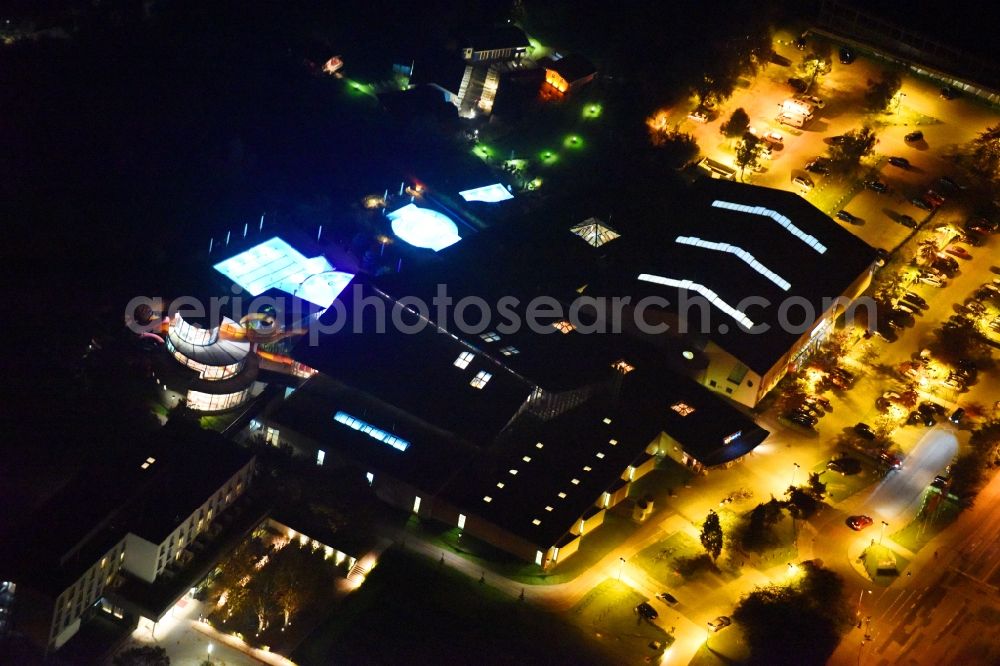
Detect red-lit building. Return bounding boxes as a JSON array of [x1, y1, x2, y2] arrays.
[[543, 54, 597, 94]]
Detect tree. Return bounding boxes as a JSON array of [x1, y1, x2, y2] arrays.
[[917, 239, 940, 265], [785, 487, 820, 519], [114, 646, 169, 666], [733, 562, 850, 665], [864, 69, 902, 111], [701, 510, 724, 562], [970, 125, 1000, 182], [648, 128, 700, 169], [827, 126, 876, 171], [735, 134, 764, 181], [806, 472, 827, 501], [720, 107, 750, 138]]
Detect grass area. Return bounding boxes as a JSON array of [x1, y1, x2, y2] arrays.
[[890, 491, 963, 553], [198, 411, 238, 431], [633, 531, 707, 587], [815, 457, 880, 503], [568, 579, 673, 664], [412, 512, 638, 585], [687, 625, 750, 666], [861, 543, 909, 586], [292, 548, 614, 666]]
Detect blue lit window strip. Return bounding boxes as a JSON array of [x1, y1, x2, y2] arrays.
[[637, 273, 756, 329], [674, 236, 791, 291], [334, 411, 410, 452], [711, 200, 827, 254]]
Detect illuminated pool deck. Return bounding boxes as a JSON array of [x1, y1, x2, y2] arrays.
[[458, 183, 514, 203], [388, 204, 462, 252]]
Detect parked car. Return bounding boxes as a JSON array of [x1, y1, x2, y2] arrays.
[[688, 109, 709, 123], [894, 301, 918, 315], [797, 94, 825, 109], [847, 515, 874, 530], [786, 411, 817, 428], [839, 47, 855, 64], [708, 616, 732, 632], [836, 210, 860, 224], [905, 130, 924, 143], [917, 273, 946, 287], [792, 175, 814, 190], [657, 592, 679, 606], [787, 77, 807, 93], [865, 179, 888, 193], [950, 408, 966, 424], [879, 452, 902, 470], [940, 86, 958, 100], [827, 457, 861, 475], [919, 401, 946, 416], [828, 135, 847, 145], [854, 422, 876, 440], [946, 245, 972, 260], [903, 292, 927, 308], [888, 156, 910, 168], [636, 602, 659, 620], [874, 248, 889, 266], [897, 214, 917, 228], [924, 190, 946, 206], [806, 159, 830, 175], [957, 231, 985, 247], [795, 34, 807, 50], [936, 176, 963, 190], [910, 197, 932, 211]]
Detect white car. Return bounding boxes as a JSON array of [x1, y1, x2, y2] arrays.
[[792, 175, 813, 190], [797, 94, 826, 109], [687, 110, 709, 123], [917, 274, 946, 287], [762, 130, 783, 144]]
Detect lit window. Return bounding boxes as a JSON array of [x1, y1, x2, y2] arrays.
[[675, 235, 791, 291], [611, 359, 635, 373], [552, 320, 575, 334], [558, 492, 567, 499], [535, 442, 544, 449], [470, 371, 492, 389], [596, 452, 605, 459], [609, 439, 618, 446], [532, 519, 541, 526], [571, 478, 580, 485], [509, 469, 518, 475], [603, 417, 612, 424], [545, 506, 554, 512], [522, 456, 532, 463], [583, 466, 592, 472], [366, 472, 374, 486], [671, 402, 696, 417], [497, 482, 505, 489], [145, 457, 155, 464], [316, 450, 325, 466], [500, 345, 519, 356], [458, 514, 466, 529], [454, 351, 474, 369], [723, 431, 742, 444], [483, 496, 492, 503], [140, 462, 151, 470], [480, 331, 500, 343], [413, 496, 422, 513]]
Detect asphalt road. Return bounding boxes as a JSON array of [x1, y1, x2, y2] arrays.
[[864, 428, 957, 523]]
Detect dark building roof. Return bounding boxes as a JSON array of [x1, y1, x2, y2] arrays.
[[464, 25, 529, 52], [0, 423, 253, 596], [590, 179, 877, 374], [546, 54, 597, 83], [291, 280, 535, 446], [268, 373, 480, 493], [439, 358, 723, 546]]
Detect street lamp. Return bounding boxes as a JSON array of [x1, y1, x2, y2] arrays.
[[618, 557, 626, 581], [856, 589, 871, 622], [880, 521, 889, 546], [207, 643, 214, 663]]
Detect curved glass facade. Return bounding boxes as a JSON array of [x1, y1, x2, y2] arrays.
[[186, 386, 252, 412], [172, 314, 220, 346], [165, 337, 245, 381]]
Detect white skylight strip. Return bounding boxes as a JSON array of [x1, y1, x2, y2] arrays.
[[711, 200, 827, 254], [637, 273, 755, 329], [334, 411, 410, 452], [674, 236, 791, 291]]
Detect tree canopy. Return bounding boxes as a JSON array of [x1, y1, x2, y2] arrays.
[[701, 509, 724, 561], [827, 126, 876, 171], [735, 134, 764, 181], [970, 125, 1000, 182], [720, 108, 750, 138], [863, 69, 902, 111], [113, 646, 169, 666], [733, 561, 850, 666]]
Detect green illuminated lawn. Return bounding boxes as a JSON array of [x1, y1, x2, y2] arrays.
[[814, 458, 879, 503], [890, 492, 962, 553], [861, 543, 908, 586]]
